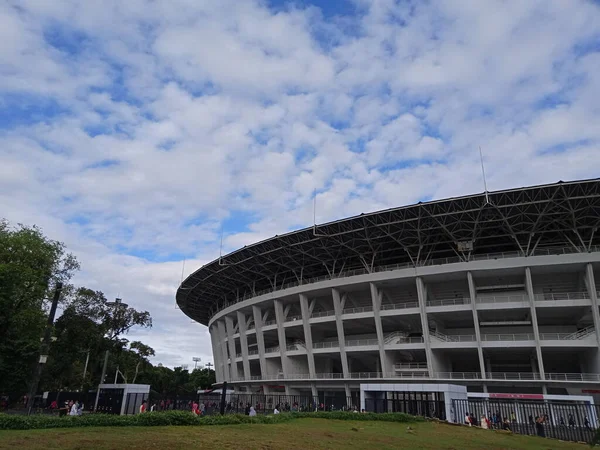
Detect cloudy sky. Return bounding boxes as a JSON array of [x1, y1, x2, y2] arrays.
[[1, 0, 600, 368]]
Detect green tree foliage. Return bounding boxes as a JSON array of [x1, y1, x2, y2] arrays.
[[0, 218, 214, 399], [40, 287, 153, 392], [0, 220, 79, 394]]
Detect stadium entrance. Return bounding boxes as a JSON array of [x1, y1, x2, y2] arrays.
[[359, 383, 468, 421]]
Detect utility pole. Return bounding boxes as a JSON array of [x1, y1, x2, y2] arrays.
[[94, 298, 128, 412], [94, 350, 109, 411], [81, 349, 90, 391], [26, 282, 63, 415]]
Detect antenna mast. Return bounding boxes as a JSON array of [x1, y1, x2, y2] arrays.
[[479, 146, 489, 203]]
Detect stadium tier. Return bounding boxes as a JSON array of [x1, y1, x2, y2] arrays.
[[177, 179, 600, 399]]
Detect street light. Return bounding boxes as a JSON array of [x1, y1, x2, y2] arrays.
[[94, 297, 129, 412]]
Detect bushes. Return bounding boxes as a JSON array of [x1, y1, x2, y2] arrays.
[[292, 411, 424, 423], [0, 410, 420, 431]]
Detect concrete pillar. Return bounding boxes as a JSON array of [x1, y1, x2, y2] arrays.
[[416, 277, 434, 377], [210, 325, 224, 383], [300, 294, 317, 378], [369, 283, 387, 376], [225, 316, 239, 381], [236, 311, 251, 381], [468, 272, 486, 379], [525, 267, 545, 379], [274, 299, 290, 379], [217, 320, 230, 382], [584, 263, 600, 346], [252, 305, 268, 379], [332, 288, 350, 378]]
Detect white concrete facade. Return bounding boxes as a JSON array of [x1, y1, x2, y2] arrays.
[[207, 251, 600, 398]]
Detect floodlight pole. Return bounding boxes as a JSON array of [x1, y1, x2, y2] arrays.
[[26, 282, 63, 415]]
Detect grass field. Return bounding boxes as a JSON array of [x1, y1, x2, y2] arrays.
[[0, 418, 587, 449]]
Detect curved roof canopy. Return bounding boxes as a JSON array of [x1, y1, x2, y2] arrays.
[[177, 179, 600, 325]]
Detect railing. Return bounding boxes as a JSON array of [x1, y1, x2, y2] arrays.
[[481, 333, 535, 341], [384, 331, 406, 344], [345, 338, 379, 347], [427, 297, 470, 307], [248, 349, 259, 356], [394, 362, 428, 370], [342, 305, 373, 314], [429, 330, 476, 342], [486, 372, 541, 380], [210, 245, 600, 319], [436, 372, 483, 380], [545, 373, 600, 382], [229, 371, 600, 382], [286, 342, 306, 351], [535, 292, 590, 301], [285, 315, 302, 322], [263, 320, 277, 327], [313, 341, 339, 349], [247, 323, 255, 330], [388, 336, 424, 344], [476, 294, 528, 304], [264, 347, 279, 353], [381, 301, 419, 310], [310, 310, 335, 319]]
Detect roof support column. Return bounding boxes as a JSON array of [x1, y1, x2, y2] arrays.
[[467, 272, 486, 380], [584, 263, 600, 346], [210, 325, 224, 383], [236, 311, 251, 381], [369, 283, 387, 376], [416, 277, 434, 378], [332, 288, 350, 378], [299, 294, 316, 378], [274, 299, 290, 379], [525, 267, 545, 380], [216, 320, 230, 382], [252, 305, 268, 379], [225, 316, 239, 381]]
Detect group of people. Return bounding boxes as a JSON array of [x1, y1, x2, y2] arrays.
[[49, 399, 84, 416], [464, 411, 511, 431]]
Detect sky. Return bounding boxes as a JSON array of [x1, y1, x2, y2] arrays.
[[1, 0, 600, 368]]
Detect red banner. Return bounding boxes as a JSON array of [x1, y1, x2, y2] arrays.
[[489, 393, 544, 400]]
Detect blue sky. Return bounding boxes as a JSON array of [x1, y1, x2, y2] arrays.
[[1, 0, 600, 367]]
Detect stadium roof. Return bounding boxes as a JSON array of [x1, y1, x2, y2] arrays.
[[177, 179, 600, 326]]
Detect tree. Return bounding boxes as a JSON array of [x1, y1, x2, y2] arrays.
[[0, 220, 79, 394], [40, 287, 153, 392]]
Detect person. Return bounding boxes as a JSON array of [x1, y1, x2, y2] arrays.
[[70, 401, 79, 416], [585, 416, 591, 431], [273, 407, 280, 415], [249, 406, 257, 417], [150, 403, 156, 412], [139, 400, 147, 414], [465, 412, 471, 426], [192, 402, 199, 415], [199, 402, 205, 415], [480, 415, 489, 429], [502, 418, 511, 431], [535, 417, 545, 438], [77, 402, 84, 416], [510, 411, 516, 423]]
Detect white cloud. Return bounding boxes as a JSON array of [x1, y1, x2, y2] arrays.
[[1, 0, 599, 367]]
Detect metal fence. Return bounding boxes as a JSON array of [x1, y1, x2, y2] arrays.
[[452, 398, 599, 444]]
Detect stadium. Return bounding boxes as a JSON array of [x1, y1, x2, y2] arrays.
[[177, 178, 600, 405]]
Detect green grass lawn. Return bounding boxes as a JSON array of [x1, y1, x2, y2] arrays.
[[0, 418, 586, 450]]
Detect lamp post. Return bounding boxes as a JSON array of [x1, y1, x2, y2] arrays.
[[192, 357, 201, 370], [94, 298, 128, 412], [26, 282, 63, 415]]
